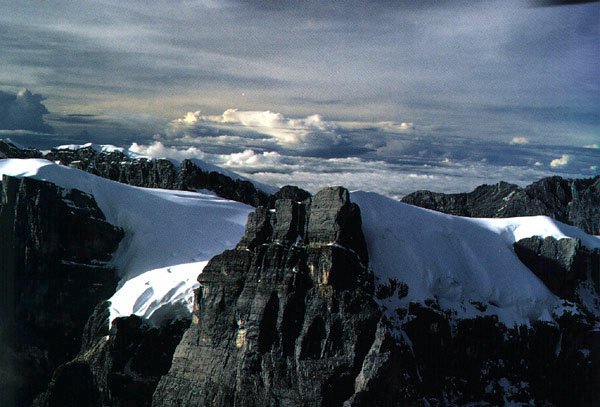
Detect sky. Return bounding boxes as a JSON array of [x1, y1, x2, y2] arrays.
[[0, 0, 598, 196]]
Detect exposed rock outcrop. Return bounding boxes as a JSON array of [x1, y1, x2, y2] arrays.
[[152, 187, 410, 406], [0, 140, 43, 159], [514, 236, 600, 299], [0, 175, 123, 406], [32, 303, 190, 407], [268, 185, 311, 208], [402, 176, 600, 235], [44, 145, 270, 207]]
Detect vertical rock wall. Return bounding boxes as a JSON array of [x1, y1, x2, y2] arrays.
[[152, 187, 413, 406], [0, 175, 123, 406]]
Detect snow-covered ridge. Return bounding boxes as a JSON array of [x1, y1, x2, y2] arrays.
[[0, 158, 253, 325], [54, 142, 131, 155], [351, 191, 600, 327]]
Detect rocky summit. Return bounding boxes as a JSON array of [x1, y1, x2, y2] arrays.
[[151, 187, 405, 406], [149, 187, 599, 406]]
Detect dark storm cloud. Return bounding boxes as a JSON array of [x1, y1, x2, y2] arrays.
[[51, 114, 107, 125], [0, 89, 53, 133]]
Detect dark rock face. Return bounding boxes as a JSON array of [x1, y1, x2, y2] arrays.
[[152, 187, 408, 406], [32, 361, 100, 407], [514, 236, 600, 298], [0, 140, 43, 159], [268, 185, 311, 208], [44, 146, 270, 207], [32, 304, 190, 407], [402, 176, 600, 235], [0, 175, 123, 406], [178, 159, 270, 207], [394, 302, 598, 406]]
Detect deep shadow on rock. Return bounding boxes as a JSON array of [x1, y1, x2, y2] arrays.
[[0, 176, 123, 406]]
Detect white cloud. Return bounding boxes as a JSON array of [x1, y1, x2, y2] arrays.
[[534, 161, 543, 166], [219, 149, 286, 170], [510, 136, 529, 145], [169, 108, 339, 147], [128, 141, 205, 161], [167, 108, 420, 154], [550, 154, 570, 168], [584, 143, 598, 149]]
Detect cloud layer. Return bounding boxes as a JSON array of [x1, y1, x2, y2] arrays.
[[1, 1, 598, 147], [123, 106, 599, 197], [170, 109, 340, 147]]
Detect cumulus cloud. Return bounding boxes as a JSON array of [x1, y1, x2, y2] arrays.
[[128, 141, 205, 161], [169, 108, 340, 147], [219, 149, 285, 170], [510, 136, 529, 145], [0, 89, 54, 133], [164, 108, 423, 161], [550, 154, 570, 167]]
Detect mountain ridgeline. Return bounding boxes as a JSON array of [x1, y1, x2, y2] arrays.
[[1, 140, 599, 233], [0, 140, 599, 406], [0, 141, 269, 207], [402, 177, 600, 236]]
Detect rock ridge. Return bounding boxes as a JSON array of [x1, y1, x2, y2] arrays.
[[44, 145, 270, 207], [402, 176, 600, 235]]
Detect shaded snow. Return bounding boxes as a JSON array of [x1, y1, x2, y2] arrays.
[[109, 261, 208, 325]]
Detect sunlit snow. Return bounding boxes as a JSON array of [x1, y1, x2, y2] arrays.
[[352, 191, 600, 327], [0, 158, 252, 326]]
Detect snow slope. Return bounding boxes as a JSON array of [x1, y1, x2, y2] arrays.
[[352, 191, 600, 327], [0, 158, 253, 325]]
